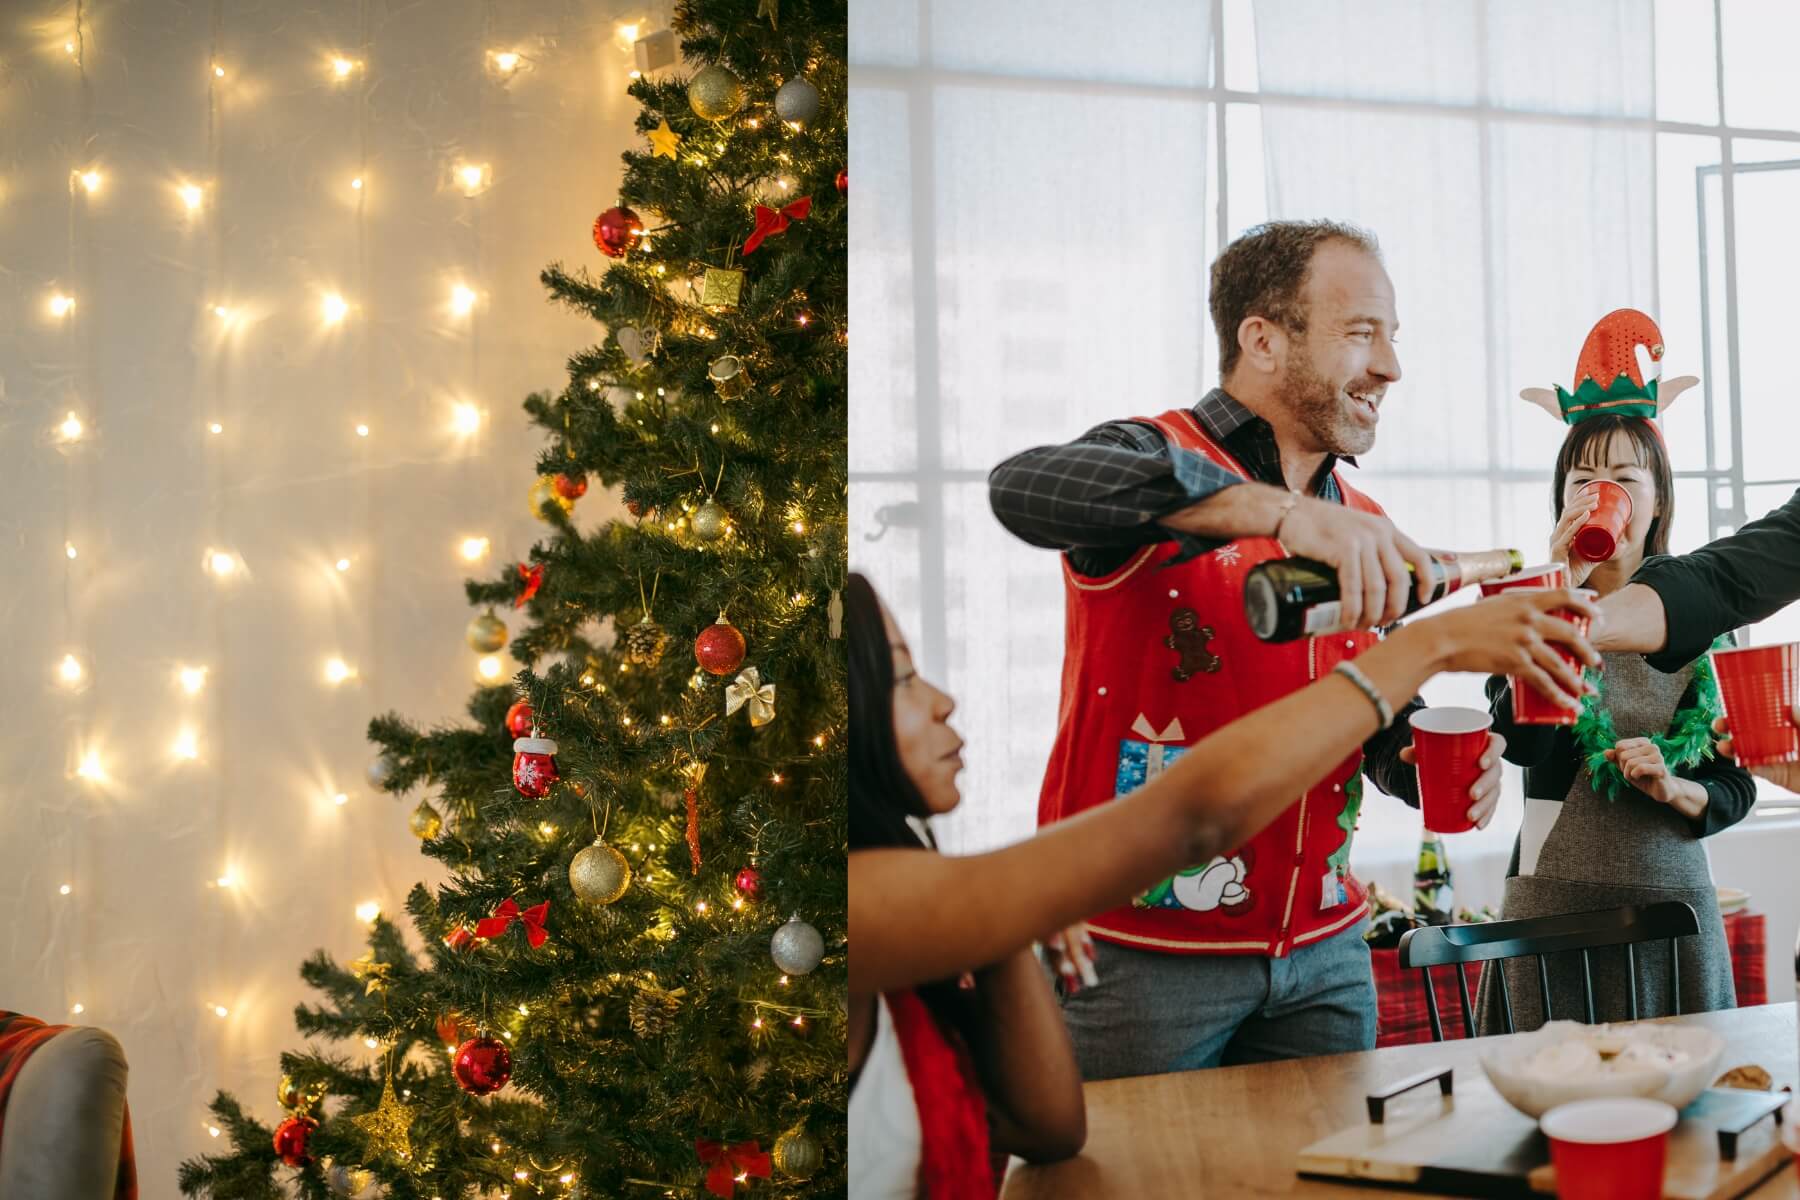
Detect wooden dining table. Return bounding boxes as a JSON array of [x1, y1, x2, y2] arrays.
[[1001, 1002, 1799, 1199]]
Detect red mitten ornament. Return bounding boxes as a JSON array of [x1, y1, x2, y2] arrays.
[[512, 736, 559, 798]]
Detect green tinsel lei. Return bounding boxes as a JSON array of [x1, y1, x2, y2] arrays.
[[1574, 636, 1731, 801]]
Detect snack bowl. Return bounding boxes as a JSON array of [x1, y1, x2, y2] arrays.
[[1478, 1020, 1725, 1118]]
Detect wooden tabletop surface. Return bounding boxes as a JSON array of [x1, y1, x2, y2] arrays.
[[1000, 1003, 1799, 1199]]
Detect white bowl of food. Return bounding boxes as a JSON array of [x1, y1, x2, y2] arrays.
[[1478, 1021, 1725, 1118]]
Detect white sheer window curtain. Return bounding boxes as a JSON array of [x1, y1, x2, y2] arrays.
[[1248, 0, 1658, 878], [849, 2, 1216, 854]]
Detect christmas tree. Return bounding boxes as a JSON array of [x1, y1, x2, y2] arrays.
[[179, 2, 847, 1195]]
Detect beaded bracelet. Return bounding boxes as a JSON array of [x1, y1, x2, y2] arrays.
[[1332, 660, 1394, 730]]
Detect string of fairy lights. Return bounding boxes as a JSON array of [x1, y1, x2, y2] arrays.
[[37, 4, 839, 1192]]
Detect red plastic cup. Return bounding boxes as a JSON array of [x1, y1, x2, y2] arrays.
[[1479, 561, 1569, 598], [1540, 1098, 1676, 1200], [1410, 707, 1493, 834], [1495, 587, 1595, 726], [1711, 642, 1800, 767], [1573, 480, 1633, 563]]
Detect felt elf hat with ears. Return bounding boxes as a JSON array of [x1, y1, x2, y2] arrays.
[[1520, 307, 1699, 426]]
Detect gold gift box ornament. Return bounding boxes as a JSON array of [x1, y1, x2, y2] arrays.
[[701, 266, 744, 309]]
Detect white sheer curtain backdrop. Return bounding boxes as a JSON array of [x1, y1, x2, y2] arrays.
[[849, 0, 1215, 856], [1248, 0, 1658, 878], [0, 2, 640, 1186]]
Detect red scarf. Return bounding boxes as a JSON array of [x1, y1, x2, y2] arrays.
[[884, 989, 995, 1199], [0, 1012, 136, 1199]]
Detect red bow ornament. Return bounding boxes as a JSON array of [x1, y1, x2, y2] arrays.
[[741, 195, 812, 254], [474, 897, 550, 948], [694, 1139, 772, 1197], [514, 562, 545, 609]]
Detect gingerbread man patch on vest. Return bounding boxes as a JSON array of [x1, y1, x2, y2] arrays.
[[1165, 607, 1221, 681]]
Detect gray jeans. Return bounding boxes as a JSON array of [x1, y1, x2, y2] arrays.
[[1058, 920, 1376, 1080]]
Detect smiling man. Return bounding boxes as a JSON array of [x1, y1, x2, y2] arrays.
[[989, 220, 1496, 1078]]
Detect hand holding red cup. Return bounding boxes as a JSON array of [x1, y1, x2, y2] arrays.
[[1571, 480, 1633, 563], [1709, 642, 1800, 770], [1405, 707, 1500, 833], [1495, 587, 1598, 726]]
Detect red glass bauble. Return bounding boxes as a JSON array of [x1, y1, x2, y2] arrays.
[[734, 866, 762, 898], [272, 1114, 318, 1166], [694, 616, 747, 676], [592, 205, 643, 258], [835, 167, 847, 193], [553, 472, 588, 500], [504, 699, 535, 738], [453, 1036, 513, 1095], [444, 926, 475, 953]]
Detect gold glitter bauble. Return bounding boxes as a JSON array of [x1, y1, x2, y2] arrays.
[[569, 840, 631, 905], [529, 475, 574, 521], [465, 610, 507, 653], [687, 64, 745, 121], [691, 499, 727, 541], [408, 799, 443, 840], [278, 1073, 327, 1115]]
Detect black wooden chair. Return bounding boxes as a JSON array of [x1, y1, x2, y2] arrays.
[[1395, 901, 1700, 1041]]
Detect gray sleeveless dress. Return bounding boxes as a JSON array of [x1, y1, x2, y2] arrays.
[[1474, 653, 1735, 1035]]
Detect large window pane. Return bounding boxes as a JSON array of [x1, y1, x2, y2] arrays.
[[1654, 0, 1720, 125], [849, 0, 920, 67], [1721, 0, 1800, 131], [936, 481, 1066, 854], [931, 85, 1209, 469], [1655, 134, 1722, 476], [847, 86, 920, 474], [1719, 160, 1800, 487]]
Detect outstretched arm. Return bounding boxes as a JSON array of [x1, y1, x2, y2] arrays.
[[850, 589, 1600, 997]]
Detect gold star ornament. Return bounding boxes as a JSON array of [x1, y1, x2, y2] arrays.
[[351, 1066, 416, 1162], [348, 950, 392, 995], [648, 117, 683, 159]]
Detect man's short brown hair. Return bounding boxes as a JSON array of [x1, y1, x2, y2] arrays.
[[1209, 220, 1381, 377]]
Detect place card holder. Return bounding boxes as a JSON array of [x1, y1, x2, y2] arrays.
[[1366, 1067, 1455, 1125]]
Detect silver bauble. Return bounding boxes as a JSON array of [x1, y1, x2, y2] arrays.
[[770, 913, 824, 975], [773, 76, 821, 126], [365, 754, 393, 792]]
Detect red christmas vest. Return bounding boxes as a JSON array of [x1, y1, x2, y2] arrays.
[[1037, 408, 1385, 957]]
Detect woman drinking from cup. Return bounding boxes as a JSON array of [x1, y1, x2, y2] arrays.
[[1476, 310, 1756, 1035]]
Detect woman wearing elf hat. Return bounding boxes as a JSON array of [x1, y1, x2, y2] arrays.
[[1476, 309, 1758, 1034]]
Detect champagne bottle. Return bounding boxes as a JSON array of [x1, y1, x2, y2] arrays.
[[1244, 547, 1523, 643], [1413, 832, 1455, 927]]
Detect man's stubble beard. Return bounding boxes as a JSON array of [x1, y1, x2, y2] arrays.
[[1281, 341, 1377, 458]]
